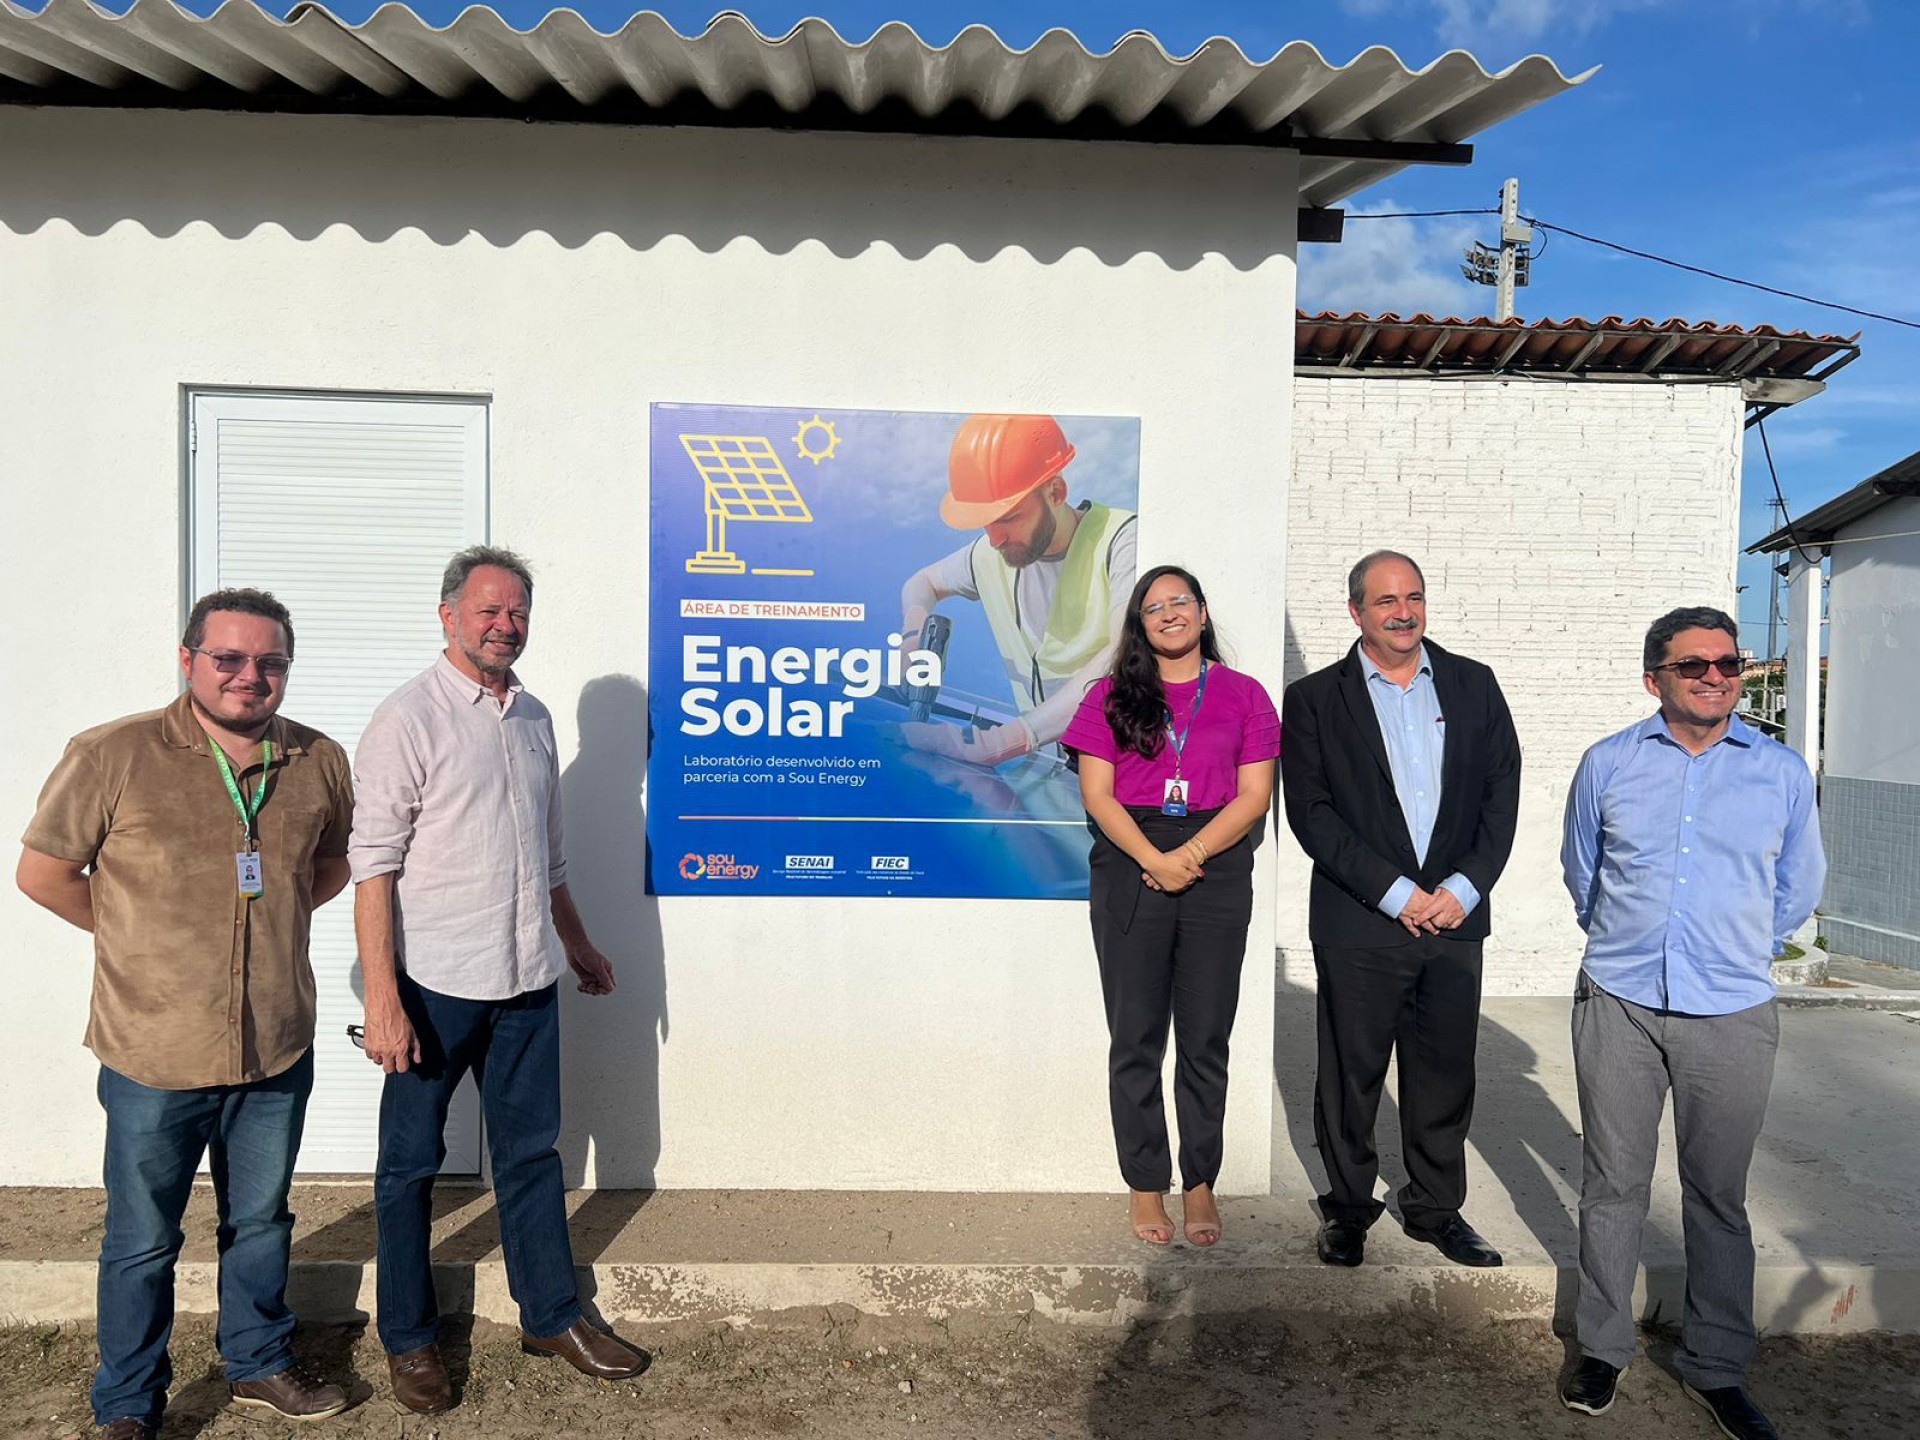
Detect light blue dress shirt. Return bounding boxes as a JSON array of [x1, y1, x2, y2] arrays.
[[1358, 645, 1481, 921], [1561, 711, 1825, 1015]]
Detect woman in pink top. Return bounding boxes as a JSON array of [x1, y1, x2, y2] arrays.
[[1063, 565, 1279, 1248]]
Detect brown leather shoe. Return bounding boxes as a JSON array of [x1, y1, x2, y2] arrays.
[[228, 1361, 349, 1419], [386, 1343, 454, 1415], [98, 1421, 155, 1440], [520, 1318, 651, 1380]]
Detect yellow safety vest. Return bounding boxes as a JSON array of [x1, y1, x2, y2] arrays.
[[971, 502, 1135, 712]]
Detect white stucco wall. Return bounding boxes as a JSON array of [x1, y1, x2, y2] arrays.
[[1824, 495, 1920, 785], [1, 107, 1296, 1189], [1286, 375, 1744, 995]]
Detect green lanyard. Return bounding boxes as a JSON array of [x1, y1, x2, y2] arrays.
[[213, 740, 274, 846]]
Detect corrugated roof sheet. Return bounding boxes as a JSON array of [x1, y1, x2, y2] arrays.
[[0, 0, 1593, 206], [1749, 449, 1920, 553], [1296, 311, 1860, 381]]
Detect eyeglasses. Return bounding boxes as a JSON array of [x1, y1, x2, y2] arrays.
[[191, 648, 292, 678], [1141, 595, 1197, 619], [1651, 656, 1747, 679], [346, 1025, 365, 1049]]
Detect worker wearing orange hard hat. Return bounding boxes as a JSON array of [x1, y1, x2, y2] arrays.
[[899, 414, 1137, 765]]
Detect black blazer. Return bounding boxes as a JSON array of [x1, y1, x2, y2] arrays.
[[1280, 638, 1521, 948]]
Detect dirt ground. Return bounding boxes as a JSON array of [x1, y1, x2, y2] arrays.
[[4, 1311, 1914, 1440]]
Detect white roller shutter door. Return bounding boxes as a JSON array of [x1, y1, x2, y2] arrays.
[[188, 390, 486, 1174]]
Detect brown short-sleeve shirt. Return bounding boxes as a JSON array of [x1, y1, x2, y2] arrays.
[[22, 692, 354, 1090]]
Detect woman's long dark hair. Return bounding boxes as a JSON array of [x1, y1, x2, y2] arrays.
[[1103, 564, 1225, 758]]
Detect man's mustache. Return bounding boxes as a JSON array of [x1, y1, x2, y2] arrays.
[[1384, 617, 1420, 631]]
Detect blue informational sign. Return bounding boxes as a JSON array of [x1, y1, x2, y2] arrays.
[[647, 403, 1142, 898]]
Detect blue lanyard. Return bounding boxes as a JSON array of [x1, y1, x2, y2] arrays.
[[1164, 660, 1209, 779]]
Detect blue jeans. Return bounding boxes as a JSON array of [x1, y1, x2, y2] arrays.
[[92, 1051, 312, 1429], [374, 977, 581, 1353]]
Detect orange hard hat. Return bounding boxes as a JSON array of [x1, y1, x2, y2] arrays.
[[940, 414, 1076, 529]]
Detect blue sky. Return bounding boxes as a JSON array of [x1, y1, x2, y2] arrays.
[[42, 0, 1920, 633]]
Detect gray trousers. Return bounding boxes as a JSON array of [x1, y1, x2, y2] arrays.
[[1570, 974, 1778, 1388]]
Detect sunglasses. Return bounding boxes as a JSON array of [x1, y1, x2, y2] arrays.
[[190, 648, 292, 678], [1651, 656, 1746, 679]]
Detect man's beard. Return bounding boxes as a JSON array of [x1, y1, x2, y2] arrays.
[[190, 692, 274, 738], [460, 635, 523, 677], [997, 504, 1058, 569]]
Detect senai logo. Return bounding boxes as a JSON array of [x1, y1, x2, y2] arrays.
[[678, 853, 706, 881], [785, 855, 835, 872]]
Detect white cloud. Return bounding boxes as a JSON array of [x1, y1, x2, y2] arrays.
[[1298, 203, 1485, 317], [1433, 0, 1561, 46], [1801, 384, 1918, 419], [1339, 0, 1666, 50], [1754, 425, 1846, 459]]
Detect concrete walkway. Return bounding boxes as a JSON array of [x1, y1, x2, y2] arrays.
[[3, 992, 1915, 1335]]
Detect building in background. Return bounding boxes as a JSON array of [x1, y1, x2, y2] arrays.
[[1290, 312, 1858, 993], [1752, 449, 1920, 971], [0, 0, 1585, 1190]]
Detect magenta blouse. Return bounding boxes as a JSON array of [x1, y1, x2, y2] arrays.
[[1062, 663, 1280, 810]]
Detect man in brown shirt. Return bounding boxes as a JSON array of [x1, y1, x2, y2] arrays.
[[17, 588, 355, 1440]]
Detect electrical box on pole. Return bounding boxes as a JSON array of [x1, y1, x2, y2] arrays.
[[1462, 177, 1536, 320]]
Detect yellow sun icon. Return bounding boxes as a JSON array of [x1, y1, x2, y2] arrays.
[[793, 415, 841, 466]]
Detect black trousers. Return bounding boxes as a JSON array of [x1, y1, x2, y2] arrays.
[[1089, 808, 1256, 1193], [1313, 934, 1483, 1231]]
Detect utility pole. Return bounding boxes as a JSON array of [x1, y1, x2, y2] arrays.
[[1461, 178, 1535, 320], [1765, 496, 1787, 722]]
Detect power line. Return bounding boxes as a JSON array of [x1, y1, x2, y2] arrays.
[[1344, 209, 1920, 331], [1347, 208, 1499, 219], [1526, 220, 1920, 331], [1755, 414, 1822, 569]]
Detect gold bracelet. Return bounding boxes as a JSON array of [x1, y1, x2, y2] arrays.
[[1187, 838, 1209, 863]]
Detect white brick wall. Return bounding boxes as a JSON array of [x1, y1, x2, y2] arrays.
[[1281, 375, 1744, 994]]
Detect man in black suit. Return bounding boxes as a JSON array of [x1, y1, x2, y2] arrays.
[[1281, 551, 1521, 1269]]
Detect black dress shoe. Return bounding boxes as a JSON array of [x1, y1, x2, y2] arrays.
[[1684, 1382, 1780, 1440], [1316, 1217, 1367, 1266], [1561, 1355, 1622, 1416], [1407, 1215, 1503, 1267]]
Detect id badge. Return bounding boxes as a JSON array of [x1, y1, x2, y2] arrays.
[[236, 850, 264, 899], [1161, 778, 1188, 817]]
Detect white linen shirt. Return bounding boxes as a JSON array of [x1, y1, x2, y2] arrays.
[[348, 655, 570, 1001]]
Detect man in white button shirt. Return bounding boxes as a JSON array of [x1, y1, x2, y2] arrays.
[[350, 546, 648, 1416]]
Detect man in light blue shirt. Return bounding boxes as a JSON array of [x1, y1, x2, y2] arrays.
[[1359, 644, 1482, 924], [1556, 606, 1823, 1440], [1281, 551, 1521, 1273]]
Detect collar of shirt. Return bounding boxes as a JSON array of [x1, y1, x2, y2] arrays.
[[158, 691, 309, 761], [431, 652, 526, 712], [1635, 709, 1758, 752], [1358, 642, 1433, 688]]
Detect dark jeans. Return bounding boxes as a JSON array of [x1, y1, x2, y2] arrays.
[[375, 976, 581, 1353], [1089, 808, 1257, 1193], [1313, 935, 1483, 1231], [92, 1051, 312, 1429]]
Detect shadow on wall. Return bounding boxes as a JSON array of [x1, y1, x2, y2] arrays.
[[557, 675, 668, 1194], [1282, 613, 1310, 689], [1, 107, 1293, 271]]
